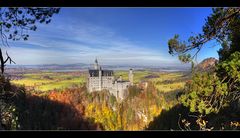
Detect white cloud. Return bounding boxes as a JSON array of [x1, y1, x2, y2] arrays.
[[2, 17, 182, 66]]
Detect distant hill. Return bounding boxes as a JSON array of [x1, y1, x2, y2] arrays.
[[195, 57, 218, 72], [6, 63, 191, 72]]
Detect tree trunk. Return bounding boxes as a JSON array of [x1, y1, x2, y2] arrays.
[[0, 48, 4, 74]]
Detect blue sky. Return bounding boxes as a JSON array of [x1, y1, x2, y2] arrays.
[[3, 8, 221, 66]]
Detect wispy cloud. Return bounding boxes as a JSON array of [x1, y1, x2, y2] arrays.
[[2, 12, 182, 66]]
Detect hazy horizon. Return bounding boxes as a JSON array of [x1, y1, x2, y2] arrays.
[[6, 61, 191, 68]]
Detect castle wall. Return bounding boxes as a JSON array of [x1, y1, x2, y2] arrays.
[[88, 76, 100, 92], [102, 76, 114, 89], [88, 76, 115, 92], [111, 81, 130, 100], [88, 77, 132, 99], [87, 60, 133, 100]]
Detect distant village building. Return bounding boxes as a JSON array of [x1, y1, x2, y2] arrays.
[[87, 58, 133, 100]]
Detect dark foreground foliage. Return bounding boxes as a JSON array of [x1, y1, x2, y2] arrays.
[[0, 76, 102, 130], [147, 103, 240, 130]]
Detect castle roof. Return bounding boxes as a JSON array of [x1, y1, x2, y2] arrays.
[[89, 69, 114, 77]]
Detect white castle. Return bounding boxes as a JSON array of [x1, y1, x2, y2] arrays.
[[87, 58, 133, 100]]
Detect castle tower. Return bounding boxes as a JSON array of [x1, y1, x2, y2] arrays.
[[94, 58, 99, 70], [129, 68, 133, 85], [99, 66, 102, 91], [119, 75, 122, 81]]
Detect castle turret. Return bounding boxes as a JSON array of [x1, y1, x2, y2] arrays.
[[129, 68, 133, 85], [99, 66, 102, 91]]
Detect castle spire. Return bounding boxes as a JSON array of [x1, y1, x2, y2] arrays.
[[95, 58, 98, 64], [94, 58, 99, 70]]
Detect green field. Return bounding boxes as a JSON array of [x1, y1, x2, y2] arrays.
[[114, 70, 152, 83], [11, 72, 86, 92], [115, 70, 189, 93], [11, 70, 189, 94], [151, 72, 188, 93]]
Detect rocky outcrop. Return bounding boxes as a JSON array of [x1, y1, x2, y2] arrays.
[[195, 57, 218, 72]]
